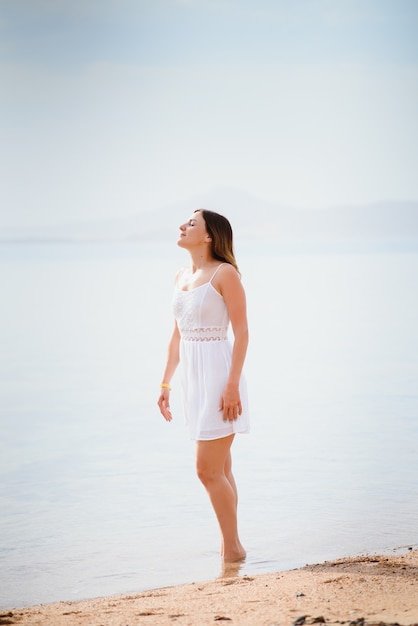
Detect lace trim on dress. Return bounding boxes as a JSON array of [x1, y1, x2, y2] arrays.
[[181, 327, 228, 342]]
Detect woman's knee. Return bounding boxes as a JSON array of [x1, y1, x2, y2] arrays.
[[196, 459, 220, 485], [195, 436, 234, 485]]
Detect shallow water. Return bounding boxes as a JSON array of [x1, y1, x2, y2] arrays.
[[0, 241, 417, 609]]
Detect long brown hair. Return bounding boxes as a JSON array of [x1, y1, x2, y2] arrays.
[[195, 209, 239, 274]]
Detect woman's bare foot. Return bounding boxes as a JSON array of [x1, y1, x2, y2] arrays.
[[221, 538, 246, 561], [223, 543, 246, 563]]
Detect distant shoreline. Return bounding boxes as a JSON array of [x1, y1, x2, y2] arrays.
[[1, 199, 417, 246], [1, 237, 418, 253]]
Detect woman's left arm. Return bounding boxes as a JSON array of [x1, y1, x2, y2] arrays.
[[217, 266, 249, 422]]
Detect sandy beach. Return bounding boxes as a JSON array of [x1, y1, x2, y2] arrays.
[[3, 549, 417, 626]]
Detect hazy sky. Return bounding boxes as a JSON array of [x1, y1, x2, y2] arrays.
[[1, 0, 418, 228]]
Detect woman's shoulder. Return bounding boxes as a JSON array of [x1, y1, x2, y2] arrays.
[[212, 262, 242, 294], [217, 262, 240, 279]]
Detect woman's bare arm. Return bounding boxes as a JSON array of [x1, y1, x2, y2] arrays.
[[157, 320, 180, 421], [215, 265, 249, 422]]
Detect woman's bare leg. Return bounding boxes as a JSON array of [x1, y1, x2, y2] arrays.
[[224, 449, 238, 510], [196, 434, 246, 562], [220, 449, 238, 556]]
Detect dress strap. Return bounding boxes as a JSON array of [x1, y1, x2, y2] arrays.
[[209, 263, 225, 284]]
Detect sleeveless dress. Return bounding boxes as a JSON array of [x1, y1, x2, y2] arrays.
[[172, 264, 250, 441]]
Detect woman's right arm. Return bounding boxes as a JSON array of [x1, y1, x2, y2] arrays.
[[157, 320, 180, 422]]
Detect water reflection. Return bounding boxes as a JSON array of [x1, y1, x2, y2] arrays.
[[219, 558, 246, 580]]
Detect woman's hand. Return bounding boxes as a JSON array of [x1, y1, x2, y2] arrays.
[[219, 384, 242, 423], [158, 388, 172, 422]]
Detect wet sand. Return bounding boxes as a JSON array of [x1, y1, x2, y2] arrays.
[[3, 549, 418, 626]]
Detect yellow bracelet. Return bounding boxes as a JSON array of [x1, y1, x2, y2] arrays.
[[160, 383, 172, 390]]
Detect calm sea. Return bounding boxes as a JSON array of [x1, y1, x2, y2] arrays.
[[0, 241, 417, 609]]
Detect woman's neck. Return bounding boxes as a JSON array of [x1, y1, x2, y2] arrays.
[[189, 248, 215, 273]]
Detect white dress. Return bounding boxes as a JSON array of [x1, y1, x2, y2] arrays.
[[172, 264, 250, 441]]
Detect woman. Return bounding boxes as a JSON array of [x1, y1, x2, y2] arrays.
[[157, 209, 249, 563]]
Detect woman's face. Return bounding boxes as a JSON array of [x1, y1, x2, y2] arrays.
[[178, 211, 211, 248]]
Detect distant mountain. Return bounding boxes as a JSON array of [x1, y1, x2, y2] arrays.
[[1, 188, 417, 248]]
